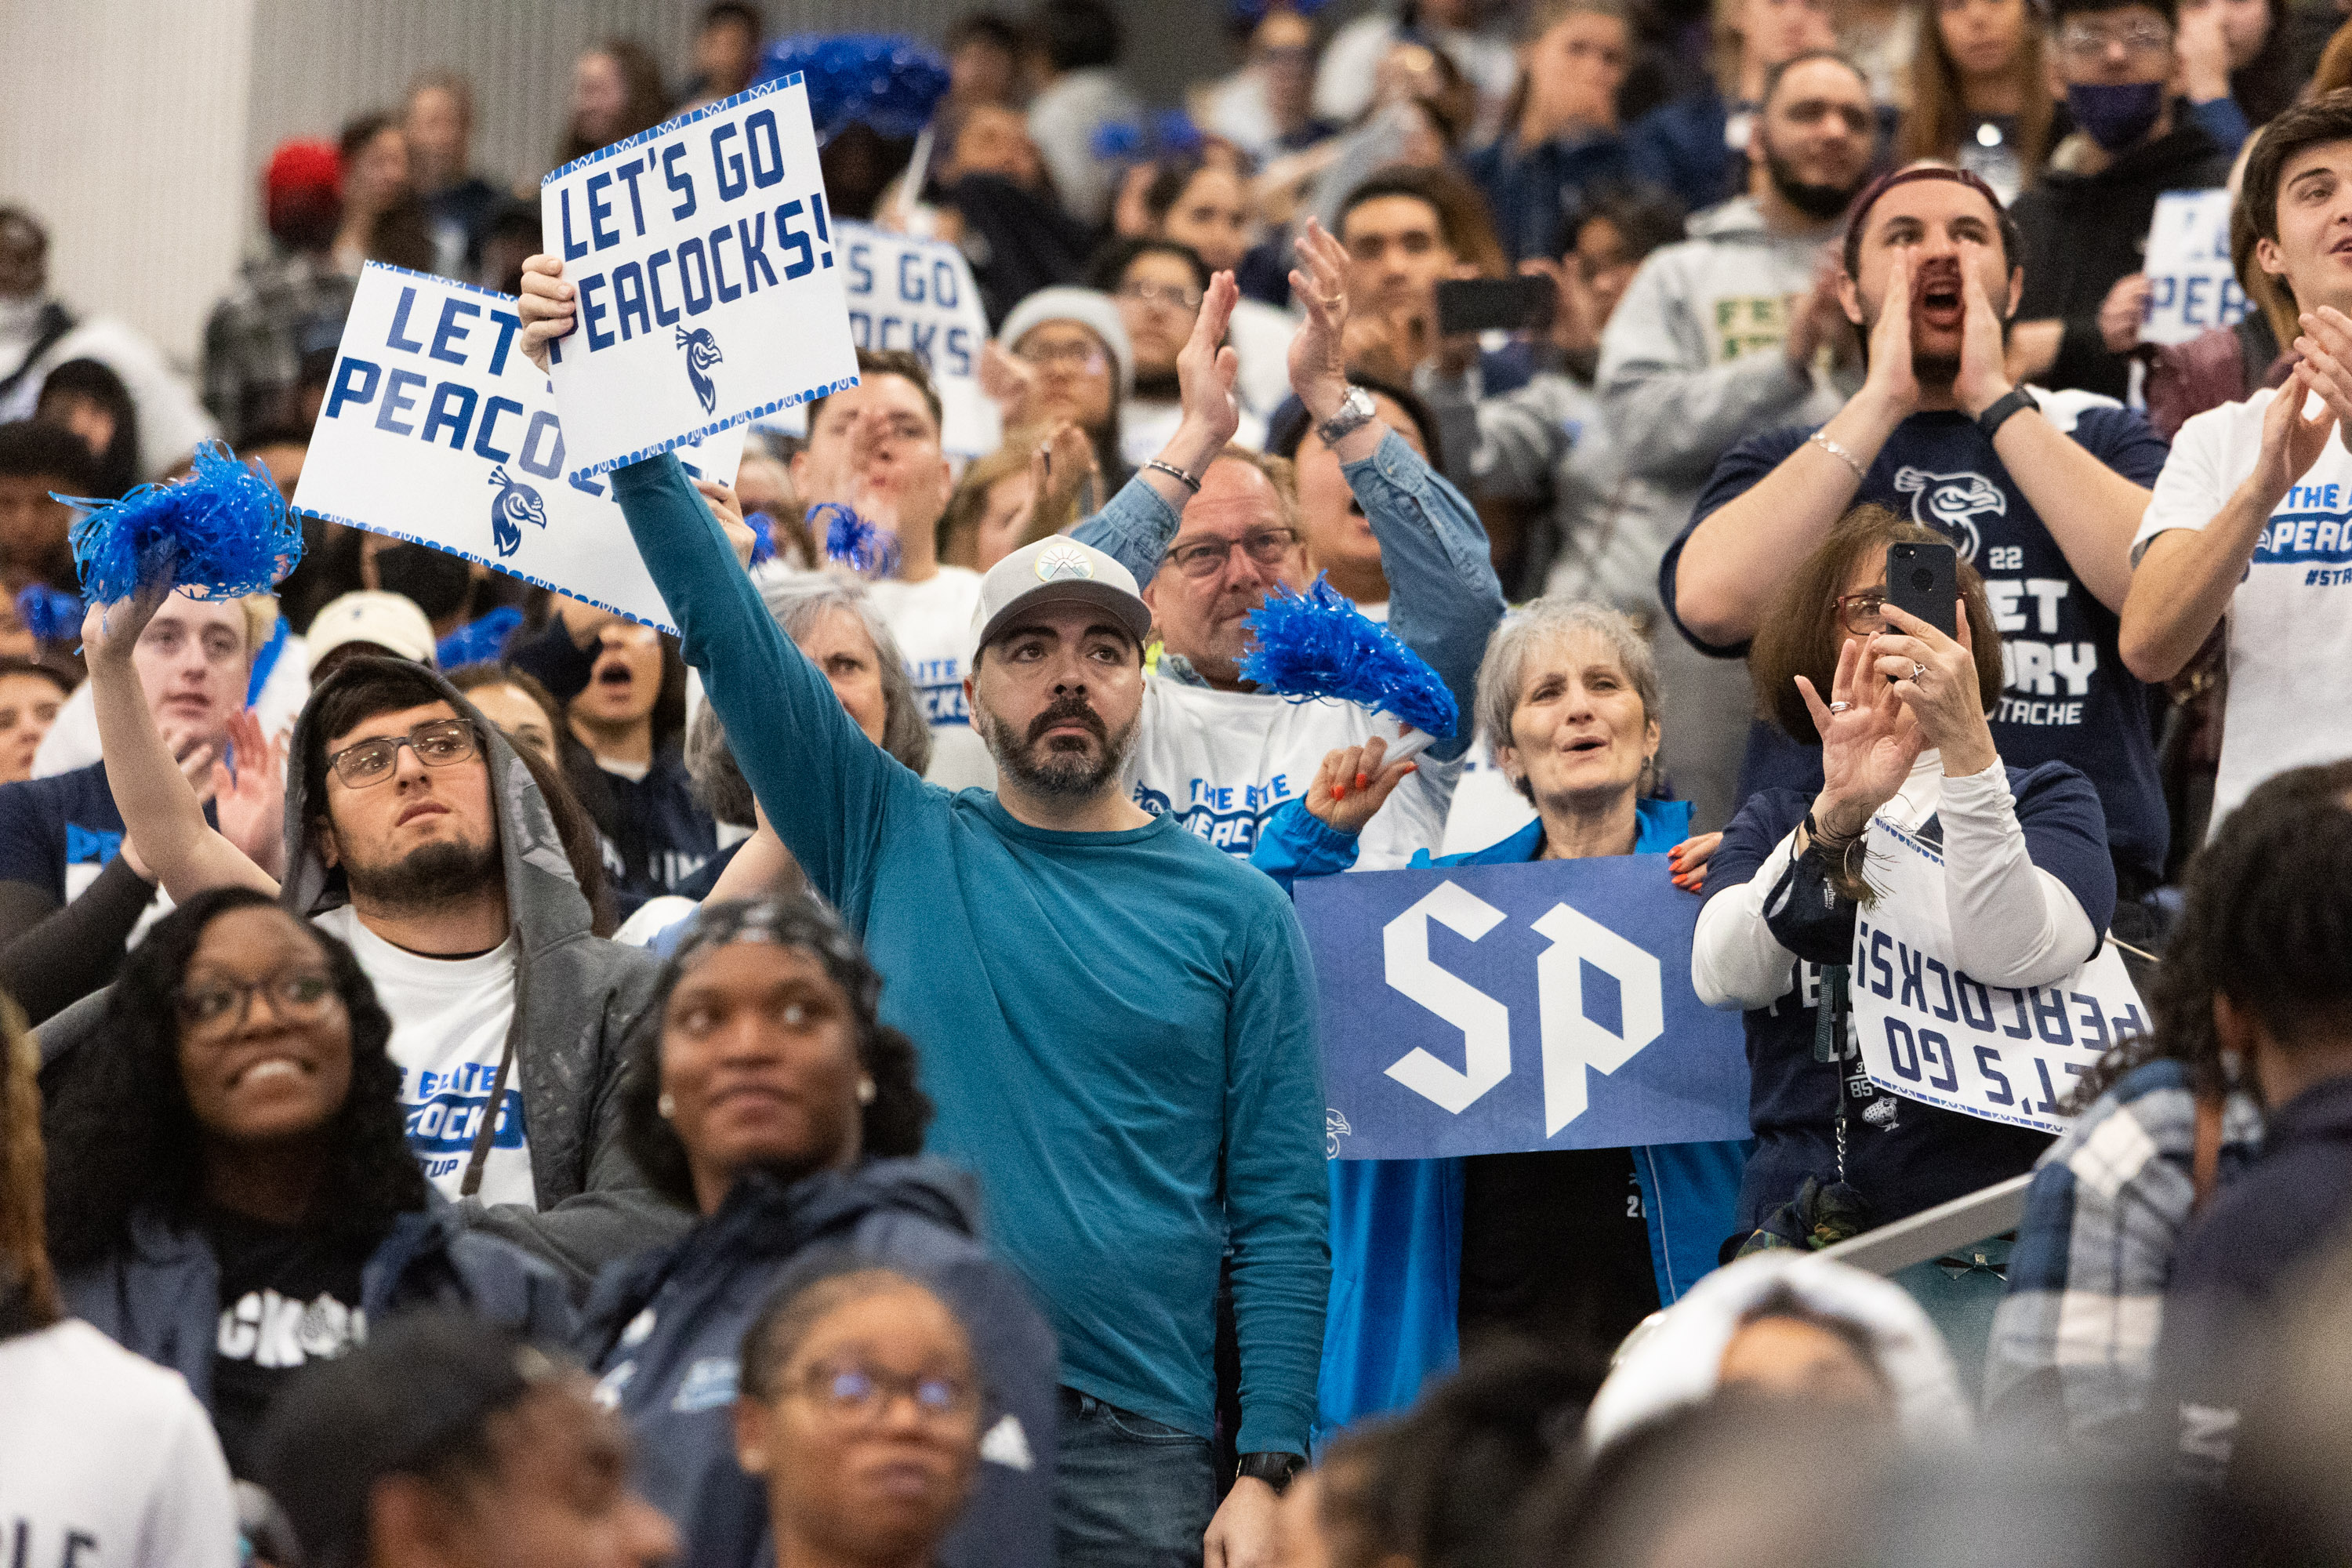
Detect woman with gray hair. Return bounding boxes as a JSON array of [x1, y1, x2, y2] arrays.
[[616, 578, 934, 950], [1248, 597, 1742, 1432]]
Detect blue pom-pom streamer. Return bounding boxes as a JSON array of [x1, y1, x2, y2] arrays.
[[1240, 575, 1458, 739], [815, 503, 898, 578], [434, 604, 524, 670], [60, 440, 302, 606], [1090, 120, 1145, 162], [756, 34, 950, 142], [746, 510, 778, 568], [15, 584, 82, 644], [1154, 111, 1204, 158]]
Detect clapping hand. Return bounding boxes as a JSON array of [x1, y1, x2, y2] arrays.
[[1287, 219, 1356, 423], [1797, 631, 1925, 839], [213, 707, 290, 880]]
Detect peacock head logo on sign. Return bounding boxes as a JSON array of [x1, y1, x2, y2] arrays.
[[1892, 466, 2004, 561], [486, 466, 548, 559], [677, 325, 724, 415]]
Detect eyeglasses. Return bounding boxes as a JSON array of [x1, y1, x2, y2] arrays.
[[324, 717, 480, 789], [1165, 528, 1302, 579], [1014, 339, 1109, 375], [792, 1361, 978, 1425], [176, 969, 337, 1036], [2056, 20, 2170, 58], [1116, 279, 1204, 314], [1831, 586, 1890, 637]]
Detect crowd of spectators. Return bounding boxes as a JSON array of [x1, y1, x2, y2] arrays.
[[7, 0, 2352, 1563]]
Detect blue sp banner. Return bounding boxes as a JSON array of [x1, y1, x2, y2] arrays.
[[1293, 857, 1750, 1160]]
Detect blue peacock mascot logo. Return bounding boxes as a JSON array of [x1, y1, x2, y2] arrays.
[[486, 466, 548, 559], [677, 326, 724, 414]]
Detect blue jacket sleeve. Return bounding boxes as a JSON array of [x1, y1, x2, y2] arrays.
[[2186, 96, 2250, 158], [1070, 472, 1185, 586], [1344, 430, 1505, 762], [608, 455, 923, 909], [1223, 890, 1333, 1455], [1247, 798, 1364, 894]]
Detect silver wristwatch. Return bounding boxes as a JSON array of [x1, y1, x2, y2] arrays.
[[1314, 384, 1377, 446]]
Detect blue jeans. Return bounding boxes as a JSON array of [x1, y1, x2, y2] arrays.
[[1054, 1387, 1218, 1568]]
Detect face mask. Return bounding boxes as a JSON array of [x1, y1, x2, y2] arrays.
[[2066, 80, 2165, 153]]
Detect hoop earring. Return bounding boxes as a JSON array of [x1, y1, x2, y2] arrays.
[[657, 1091, 676, 1120]]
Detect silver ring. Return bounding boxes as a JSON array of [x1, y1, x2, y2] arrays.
[[1828, 701, 1853, 713], [1909, 661, 1927, 681]]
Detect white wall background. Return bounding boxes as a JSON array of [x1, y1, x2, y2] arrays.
[[0, 0, 1265, 372]]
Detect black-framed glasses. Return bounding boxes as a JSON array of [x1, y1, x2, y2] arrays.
[[1165, 527, 1302, 579], [793, 1360, 978, 1425], [176, 969, 337, 1035], [1832, 586, 1890, 637], [324, 718, 480, 789]]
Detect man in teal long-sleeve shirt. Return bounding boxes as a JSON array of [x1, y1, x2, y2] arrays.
[[519, 256, 1327, 1568]]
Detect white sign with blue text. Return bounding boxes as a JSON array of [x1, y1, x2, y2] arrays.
[[539, 74, 860, 477], [760, 220, 1001, 458], [1293, 858, 1749, 1160], [2142, 190, 2246, 347], [1848, 818, 2145, 1137], [292, 263, 742, 633]]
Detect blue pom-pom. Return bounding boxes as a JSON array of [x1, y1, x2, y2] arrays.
[[1153, 111, 1204, 158], [435, 604, 524, 670], [1240, 575, 1459, 739], [815, 503, 898, 577], [1091, 120, 1145, 162], [746, 509, 778, 568], [14, 584, 82, 644], [756, 34, 950, 142], [61, 440, 302, 606]]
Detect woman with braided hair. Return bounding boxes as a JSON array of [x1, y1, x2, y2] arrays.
[[579, 895, 1060, 1568]]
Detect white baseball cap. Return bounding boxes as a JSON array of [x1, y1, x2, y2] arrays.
[[307, 590, 438, 666], [971, 536, 1152, 655]]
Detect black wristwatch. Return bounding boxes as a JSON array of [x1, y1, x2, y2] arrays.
[[1236, 1450, 1307, 1494], [1976, 385, 2039, 441]]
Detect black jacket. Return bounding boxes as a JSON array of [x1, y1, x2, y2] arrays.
[[2012, 121, 2234, 401], [580, 1160, 1060, 1568]]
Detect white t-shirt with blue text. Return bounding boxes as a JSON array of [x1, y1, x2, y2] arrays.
[[2138, 387, 2352, 828], [866, 568, 996, 791]]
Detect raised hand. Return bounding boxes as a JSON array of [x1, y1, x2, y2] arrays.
[[1857, 250, 1921, 423], [1026, 420, 1100, 536], [978, 339, 1039, 419], [1953, 260, 2017, 419], [1178, 269, 1243, 451], [2249, 364, 2339, 511], [212, 708, 290, 879], [1301, 736, 1418, 837], [2097, 273, 2153, 356], [695, 477, 755, 568], [78, 580, 172, 671], [1871, 602, 1998, 777], [2293, 308, 2352, 433], [517, 255, 574, 374], [1797, 632, 1924, 838], [1287, 220, 1356, 423]]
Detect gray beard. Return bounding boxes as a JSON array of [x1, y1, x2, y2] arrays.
[[343, 837, 499, 915]]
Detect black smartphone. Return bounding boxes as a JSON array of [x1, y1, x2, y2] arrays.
[[1435, 276, 1555, 336], [1885, 540, 1958, 639]]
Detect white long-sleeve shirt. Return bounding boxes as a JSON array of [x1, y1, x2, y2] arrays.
[[1694, 750, 2097, 1011]]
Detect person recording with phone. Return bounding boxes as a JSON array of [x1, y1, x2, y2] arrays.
[[1662, 164, 2174, 924], [1694, 505, 2118, 1249]]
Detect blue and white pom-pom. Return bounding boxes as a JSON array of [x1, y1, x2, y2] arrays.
[[814, 503, 898, 578], [1240, 575, 1457, 764], [60, 440, 301, 606], [757, 34, 951, 142], [745, 510, 778, 568], [14, 584, 83, 644]]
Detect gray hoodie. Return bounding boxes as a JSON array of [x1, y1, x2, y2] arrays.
[[38, 662, 684, 1290], [1595, 195, 1860, 503]]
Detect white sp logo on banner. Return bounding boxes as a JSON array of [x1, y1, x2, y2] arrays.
[[1381, 881, 1665, 1136], [1848, 817, 2145, 1135]]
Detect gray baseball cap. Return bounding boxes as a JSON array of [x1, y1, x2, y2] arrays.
[[971, 535, 1153, 655]]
